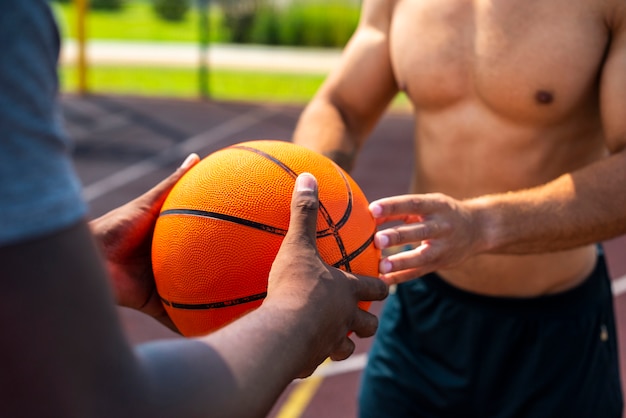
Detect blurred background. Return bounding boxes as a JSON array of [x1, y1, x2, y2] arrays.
[[45, 3, 626, 417], [50, 0, 412, 107]]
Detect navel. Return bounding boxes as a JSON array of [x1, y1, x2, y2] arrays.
[[535, 90, 554, 105]]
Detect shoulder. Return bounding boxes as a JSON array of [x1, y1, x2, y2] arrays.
[[359, 0, 397, 32]]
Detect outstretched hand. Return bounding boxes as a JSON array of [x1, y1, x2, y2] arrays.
[[90, 154, 200, 332], [265, 173, 388, 378], [369, 193, 484, 285]]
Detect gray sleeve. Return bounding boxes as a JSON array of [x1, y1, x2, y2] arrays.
[[0, 0, 87, 245]]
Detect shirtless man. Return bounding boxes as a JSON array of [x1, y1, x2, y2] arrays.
[[293, 0, 626, 416]]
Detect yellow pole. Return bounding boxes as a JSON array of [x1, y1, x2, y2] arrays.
[[76, 0, 88, 94]]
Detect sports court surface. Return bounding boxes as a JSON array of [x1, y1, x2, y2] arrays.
[[63, 93, 626, 418]]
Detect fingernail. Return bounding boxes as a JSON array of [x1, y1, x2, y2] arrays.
[[180, 153, 199, 169], [296, 173, 317, 192], [369, 203, 383, 218], [375, 233, 389, 248], [380, 259, 392, 274]]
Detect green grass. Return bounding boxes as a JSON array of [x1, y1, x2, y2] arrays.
[[59, 65, 411, 109], [51, 1, 227, 43], [52, 2, 410, 108], [59, 65, 327, 103], [50, 1, 359, 47]]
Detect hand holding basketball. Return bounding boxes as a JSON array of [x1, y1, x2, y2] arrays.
[[90, 153, 200, 331], [264, 173, 388, 377], [152, 140, 383, 336]]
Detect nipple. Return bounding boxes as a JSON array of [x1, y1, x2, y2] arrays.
[[535, 90, 554, 105]]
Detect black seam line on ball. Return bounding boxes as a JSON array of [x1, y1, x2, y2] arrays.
[[160, 209, 289, 235], [232, 144, 353, 232], [233, 144, 353, 265], [331, 232, 376, 271], [160, 292, 267, 310]]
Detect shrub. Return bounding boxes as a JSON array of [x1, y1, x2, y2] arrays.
[[153, 0, 190, 21], [249, 6, 281, 45], [245, 0, 360, 48]]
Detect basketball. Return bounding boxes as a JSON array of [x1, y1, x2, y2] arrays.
[[151, 139, 380, 337]]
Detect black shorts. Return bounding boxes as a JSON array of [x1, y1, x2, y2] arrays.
[[359, 251, 623, 418]]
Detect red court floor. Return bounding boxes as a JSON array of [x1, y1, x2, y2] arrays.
[[63, 94, 626, 418]]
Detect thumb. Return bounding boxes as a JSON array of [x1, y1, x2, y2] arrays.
[[285, 173, 319, 249], [139, 153, 200, 208]]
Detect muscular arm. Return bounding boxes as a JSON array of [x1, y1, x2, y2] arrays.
[[1, 222, 304, 417], [372, 6, 626, 282], [469, 7, 626, 254], [292, 0, 399, 172], [467, 150, 626, 254], [1, 176, 387, 418]]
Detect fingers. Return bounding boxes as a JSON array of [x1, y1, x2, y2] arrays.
[[137, 153, 200, 209], [179, 153, 200, 170], [284, 173, 320, 248], [350, 308, 380, 339], [378, 244, 437, 284], [369, 193, 448, 222], [350, 272, 389, 302], [329, 337, 356, 362], [374, 220, 448, 250], [380, 268, 424, 286], [335, 270, 386, 337]]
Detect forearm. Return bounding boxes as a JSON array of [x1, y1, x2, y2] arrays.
[[292, 15, 398, 172], [137, 306, 317, 418], [293, 96, 362, 172], [1, 221, 324, 418], [468, 149, 626, 254]]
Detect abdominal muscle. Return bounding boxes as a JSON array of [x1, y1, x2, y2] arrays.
[[388, 0, 610, 298], [435, 248, 598, 298], [410, 104, 605, 298]]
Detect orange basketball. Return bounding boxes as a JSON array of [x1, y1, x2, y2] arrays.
[[151, 139, 380, 337]]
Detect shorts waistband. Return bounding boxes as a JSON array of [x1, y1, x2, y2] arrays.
[[418, 253, 611, 318]]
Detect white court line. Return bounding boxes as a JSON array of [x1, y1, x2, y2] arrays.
[[306, 353, 368, 380], [612, 274, 626, 296], [83, 106, 280, 202]]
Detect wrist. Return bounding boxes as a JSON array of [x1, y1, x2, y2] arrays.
[[236, 303, 321, 372], [464, 195, 502, 254], [88, 213, 112, 248], [257, 298, 324, 353], [257, 298, 319, 341]]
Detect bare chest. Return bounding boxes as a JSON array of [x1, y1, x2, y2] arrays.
[[390, 0, 609, 123]]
